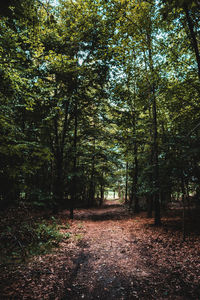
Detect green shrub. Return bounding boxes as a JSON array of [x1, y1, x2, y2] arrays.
[[0, 217, 71, 263]]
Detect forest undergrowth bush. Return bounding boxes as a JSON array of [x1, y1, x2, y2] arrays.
[[0, 206, 71, 264]]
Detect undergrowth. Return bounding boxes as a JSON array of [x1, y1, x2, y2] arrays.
[[0, 213, 70, 264]]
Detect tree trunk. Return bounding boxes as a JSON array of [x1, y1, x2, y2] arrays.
[[133, 143, 139, 213], [129, 189, 133, 210], [125, 161, 129, 204], [100, 183, 104, 207], [70, 98, 78, 219], [52, 116, 64, 213], [184, 4, 200, 81], [147, 105, 154, 218], [147, 30, 161, 226], [52, 94, 70, 213], [185, 180, 191, 215], [147, 195, 153, 218], [88, 135, 96, 207], [181, 176, 186, 241], [118, 186, 121, 200], [55, 155, 64, 202], [152, 93, 161, 225]]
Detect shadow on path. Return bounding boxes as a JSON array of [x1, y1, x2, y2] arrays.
[[71, 200, 131, 221]]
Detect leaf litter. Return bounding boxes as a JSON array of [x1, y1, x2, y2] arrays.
[[1, 200, 200, 299]]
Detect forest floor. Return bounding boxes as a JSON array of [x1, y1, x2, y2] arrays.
[[1, 200, 200, 299]]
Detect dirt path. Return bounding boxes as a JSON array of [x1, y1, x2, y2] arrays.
[[60, 201, 200, 300], [61, 202, 151, 300], [1, 201, 200, 299]]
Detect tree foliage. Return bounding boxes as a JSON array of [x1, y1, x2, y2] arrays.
[[0, 0, 200, 224]]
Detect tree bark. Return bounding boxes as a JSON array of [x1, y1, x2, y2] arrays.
[[147, 30, 161, 226], [52, 117, 63, 213], [181, 176, 186, 241], [147, 195, 153, 218], [133, 143, 139, 213], [125, 162, 129, 204], [52, 92, 71, 213], [88, 134, 96, 207], [184, 4, 200, 80], [152, 91, 161, 225], [100, 183, 104, 207], [70, 98, 78, 219]]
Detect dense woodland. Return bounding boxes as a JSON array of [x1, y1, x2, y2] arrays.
[[1, 1, 200, 299], [1, 0, 200, 227]]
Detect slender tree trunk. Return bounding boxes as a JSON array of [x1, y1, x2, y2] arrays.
[[125, 161, 129, 204], [181, 176, 186, 241], [129, 187, 133, 210], [88, 164, 95, 207], [147, 105, 154, 218], [52, 117, 64, 213], [185, 180, 191, 214], [130, 106, 139, 213], [143, 24, 156, 219], [134, 143, 139, 213], [50, 159, 53, 199], [100, 183, 104, 207], [152, 92, 161, 225], [147, 195, 153, 218], [70, 98, 78, 219], [88, 135, 95, 207], [130, 51, 139, 213], [118, 186, 121, 199], [55, 155, 64, 202], [147, 30, 161, 226], [184, 5, 200, 80], [52, 95, 70, 213]]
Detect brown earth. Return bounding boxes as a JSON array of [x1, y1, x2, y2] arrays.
[[1, 200, 200, 299]]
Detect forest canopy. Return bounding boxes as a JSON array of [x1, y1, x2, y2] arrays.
[[0, 0, 200, 225]]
